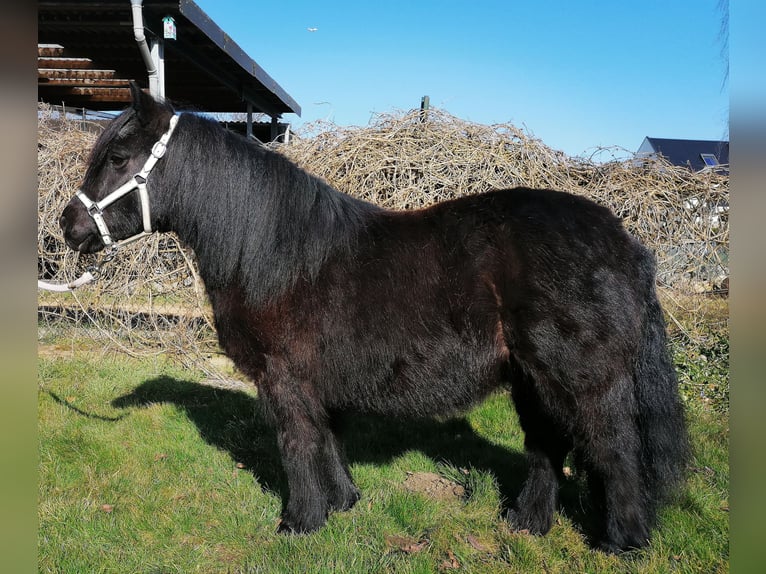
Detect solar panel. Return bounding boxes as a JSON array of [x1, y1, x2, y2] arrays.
[[700, 153, 719, 167]]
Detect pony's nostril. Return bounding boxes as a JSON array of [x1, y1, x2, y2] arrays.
[[59, 214, 68, 231]]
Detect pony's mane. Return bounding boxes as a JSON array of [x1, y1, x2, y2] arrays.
[[156, 112, 381, 304]]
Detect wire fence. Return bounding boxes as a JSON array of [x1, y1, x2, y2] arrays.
[[38, 104, 728, 377]]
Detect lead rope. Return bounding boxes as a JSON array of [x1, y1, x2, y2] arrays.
[[37, 245, 118, 292]]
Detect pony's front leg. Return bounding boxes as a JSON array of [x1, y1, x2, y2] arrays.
[[323, 415, 360, 512], [260, 373, 332, 534]]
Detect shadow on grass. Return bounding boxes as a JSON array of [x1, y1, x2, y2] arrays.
[[47, 390, 127, 422], [112, 376, 597, 538]]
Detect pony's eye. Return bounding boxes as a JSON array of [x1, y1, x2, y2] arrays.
[[109, 154, 128, 169]]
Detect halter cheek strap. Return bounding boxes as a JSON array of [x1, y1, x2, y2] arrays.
[[37, 114, 179, 292]]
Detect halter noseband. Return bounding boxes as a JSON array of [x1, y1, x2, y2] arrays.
[[37, 114, 178, 292], [76, 113, 179, 249]]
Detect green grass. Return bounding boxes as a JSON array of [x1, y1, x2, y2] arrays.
[[39, 353, 728, 573]]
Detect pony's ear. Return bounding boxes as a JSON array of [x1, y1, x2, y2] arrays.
[[128, 80, 160, 125]]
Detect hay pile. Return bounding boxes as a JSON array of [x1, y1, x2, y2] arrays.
[[37, 105, 728, 367]]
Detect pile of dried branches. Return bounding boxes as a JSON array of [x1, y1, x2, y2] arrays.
[[37, 104, 728, 367]]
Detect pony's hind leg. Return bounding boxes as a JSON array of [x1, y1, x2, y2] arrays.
[[575, 377, 650, 552], [508, 374, 572, 535]]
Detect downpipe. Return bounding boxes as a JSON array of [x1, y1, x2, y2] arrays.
[[130, 0, 158, 87]]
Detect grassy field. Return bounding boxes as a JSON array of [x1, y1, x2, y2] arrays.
[[38, 347, 728, 573]]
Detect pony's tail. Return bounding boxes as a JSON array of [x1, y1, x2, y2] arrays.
[[634, 259, 689, 523]]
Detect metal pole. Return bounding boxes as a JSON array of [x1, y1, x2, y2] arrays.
[[246, 102, 253, 139], [149, 38, 165, 98]]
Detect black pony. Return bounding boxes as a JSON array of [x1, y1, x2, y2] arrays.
[[60, 84, 687, 552]]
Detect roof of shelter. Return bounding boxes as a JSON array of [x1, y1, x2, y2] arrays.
[[38, 0, 301, 117]]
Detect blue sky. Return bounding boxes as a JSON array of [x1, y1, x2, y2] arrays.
[[193, 0, 729, 158]]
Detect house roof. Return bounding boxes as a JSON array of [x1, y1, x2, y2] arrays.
[[638, 137, 729, 172], [38, 0, 301, 118]]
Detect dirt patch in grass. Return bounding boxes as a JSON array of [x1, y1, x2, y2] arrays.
[[402, 471, 465, 501]]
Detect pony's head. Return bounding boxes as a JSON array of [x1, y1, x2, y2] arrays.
[[60, 82, 176, 253]]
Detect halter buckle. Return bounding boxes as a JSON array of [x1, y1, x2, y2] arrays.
[[151, 140, 168, 158]]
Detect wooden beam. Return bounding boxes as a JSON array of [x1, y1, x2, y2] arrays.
[[38, 78, 128, 87], [38, 57, 94, 69], [38, 45, 64, 57], [39, 69, 118, 80], [39, 87, 132, 102]]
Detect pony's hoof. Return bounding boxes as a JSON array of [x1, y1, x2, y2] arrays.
[[597, 536, 648, 555], [276, 513, 326, 535], [598, 540, 625, 555], [331, 486, 361, 512], [505, 507, 552, 536]]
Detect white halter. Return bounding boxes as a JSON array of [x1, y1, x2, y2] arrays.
[[75, 113, 179, 248], [38, 114, 179, 292]]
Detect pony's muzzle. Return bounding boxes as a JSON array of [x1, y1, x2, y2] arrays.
[[60, 200, 104, 254]]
